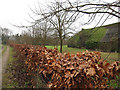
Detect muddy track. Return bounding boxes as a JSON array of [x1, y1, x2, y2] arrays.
[[0, 46, 9, 89]]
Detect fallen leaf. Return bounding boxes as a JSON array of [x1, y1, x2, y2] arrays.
[[86, 68, 96, 76]]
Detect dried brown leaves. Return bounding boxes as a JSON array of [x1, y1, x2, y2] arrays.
[[11, 44, 120, 88]]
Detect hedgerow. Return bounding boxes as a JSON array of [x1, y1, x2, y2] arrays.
[[10, 44, 120, 88]]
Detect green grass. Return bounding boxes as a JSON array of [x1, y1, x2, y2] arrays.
[[101, 52, 118, 63], [0, 44, 2, 49], [46, 45, 86, 54], [108, 73, 120, 88], [86, 27, 107, 42], [7, 47, 16, 64], [2, 45, 7, 54]]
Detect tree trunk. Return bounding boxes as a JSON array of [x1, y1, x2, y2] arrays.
[[60, 39, 62, 53]]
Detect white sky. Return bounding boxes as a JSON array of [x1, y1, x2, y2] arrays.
[[0, 0, 118, 35]]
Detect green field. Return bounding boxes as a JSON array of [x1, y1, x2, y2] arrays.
[[101, 52, 119, 63], [46, 45, 86, 54], [46, 45, 118, 63]]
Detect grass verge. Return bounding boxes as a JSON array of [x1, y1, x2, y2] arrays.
[[0, 45, 2, 49], [2, 45, 7, 54]]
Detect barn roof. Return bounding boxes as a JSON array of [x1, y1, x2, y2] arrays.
[[100, 22, 120, 42]]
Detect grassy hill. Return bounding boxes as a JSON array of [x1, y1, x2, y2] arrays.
[[83, 27, 107, 42], [68, 22, 119, 51]]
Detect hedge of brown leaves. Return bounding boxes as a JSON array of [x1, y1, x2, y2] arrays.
[[11, 44, 120, 88]]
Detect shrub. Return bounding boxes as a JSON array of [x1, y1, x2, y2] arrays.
[[85, 40, 99, 50]]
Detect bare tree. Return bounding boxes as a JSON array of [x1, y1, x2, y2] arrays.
[[30, 20, 52, 46], [32, 1, 79, 53], [37, 20, 52, 46]]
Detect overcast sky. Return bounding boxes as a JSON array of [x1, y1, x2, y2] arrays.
[[0, 0, 118, 35]]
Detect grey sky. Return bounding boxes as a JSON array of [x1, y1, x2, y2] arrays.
[[0, 0, 118, 34]]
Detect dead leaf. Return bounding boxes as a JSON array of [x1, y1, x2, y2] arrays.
[[86, 68, 96, 76]]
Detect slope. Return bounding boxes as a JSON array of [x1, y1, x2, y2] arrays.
[[68, 22, 119, 51]]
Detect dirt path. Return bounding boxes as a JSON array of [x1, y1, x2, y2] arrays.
[[0, 46, 9, 89]]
